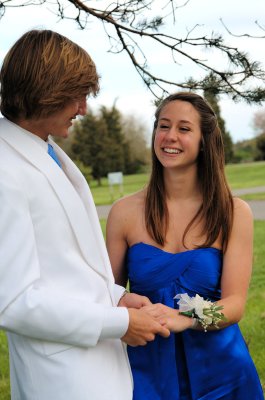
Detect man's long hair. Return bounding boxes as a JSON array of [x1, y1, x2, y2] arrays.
[[0, 29, 99, 121]]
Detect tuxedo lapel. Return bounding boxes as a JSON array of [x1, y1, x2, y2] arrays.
[[51, 139, 115, 284], [0, 119, 109, 279]]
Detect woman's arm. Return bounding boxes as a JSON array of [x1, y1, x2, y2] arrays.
[[217, 197, 254, 326], [107, 197, 152, 309], [106, 199, 129, 288]]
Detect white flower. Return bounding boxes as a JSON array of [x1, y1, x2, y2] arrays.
[[174, 293, 195, 312], [174, 293, 205, 317], [174, 293, 226, 332]]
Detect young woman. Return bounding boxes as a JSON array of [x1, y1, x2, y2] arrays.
[[106, 92, 264, 399]]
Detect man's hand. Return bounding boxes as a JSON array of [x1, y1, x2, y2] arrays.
[[118, 292, 152, 309], [121, 308, 170, 347]]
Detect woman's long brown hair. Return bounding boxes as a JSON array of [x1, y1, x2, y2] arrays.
[[145, 92, 234, 252]]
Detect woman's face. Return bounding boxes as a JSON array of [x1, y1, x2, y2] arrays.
[[154, 100, 202, 170]]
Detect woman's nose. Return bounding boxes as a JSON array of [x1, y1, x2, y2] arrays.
[[166, 127, 178, 141]]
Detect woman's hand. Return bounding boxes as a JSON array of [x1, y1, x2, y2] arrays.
[[118, 292, 152, 309], [142, 303, 194, 332]]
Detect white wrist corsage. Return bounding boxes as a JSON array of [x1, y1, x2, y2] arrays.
[[174, 293, 226, 332]]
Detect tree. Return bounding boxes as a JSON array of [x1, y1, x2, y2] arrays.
[[100, 105, 126, 173], [255, 133, 265, 160], [256, 133, 265, 160], [252, 109, 265, 160], [71, 112, 110, 185], [1, 0, 265, 102], [233, 138, 257, 163], [71, 104, 148, 184], [253, 108, 265, 136], [121, 115, 150, 173], [204, 89, 234, 163]]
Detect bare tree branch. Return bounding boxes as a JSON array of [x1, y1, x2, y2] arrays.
[[1, 0, 265, 102], [220, 18, 265, 39]]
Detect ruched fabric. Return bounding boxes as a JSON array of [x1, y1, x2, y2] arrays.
[[127, 243, 264, 400]]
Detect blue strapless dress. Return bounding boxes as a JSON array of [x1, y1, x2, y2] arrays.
[[127, 243, 264, 400]]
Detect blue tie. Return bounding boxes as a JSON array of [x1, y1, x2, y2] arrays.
[[48, 143, 62, 168]]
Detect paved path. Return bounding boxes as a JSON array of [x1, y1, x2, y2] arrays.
[[232, 186, 265, 220], [96, 186, 265, 220]]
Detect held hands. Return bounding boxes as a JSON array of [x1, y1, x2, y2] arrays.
[[119, 292, 170, 346], [142, 303, 194, 333], [119, 293, 192, 347], [121, 307, 170, 347]]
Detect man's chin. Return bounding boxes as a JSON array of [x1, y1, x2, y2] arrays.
[[60, 130, 70, 139]]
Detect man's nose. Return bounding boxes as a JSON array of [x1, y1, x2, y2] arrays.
[[78, 99, 87, 115]]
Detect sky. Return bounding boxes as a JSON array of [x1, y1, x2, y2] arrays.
[[0, 0, 265, 144]]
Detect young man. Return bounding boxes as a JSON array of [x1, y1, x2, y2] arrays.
[[0, 29, 169, 400]]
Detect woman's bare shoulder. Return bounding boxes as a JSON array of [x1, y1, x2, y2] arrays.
[[233, 197, 253, 220], [230, 197, 253, 239], [108, 189, 146, 218]]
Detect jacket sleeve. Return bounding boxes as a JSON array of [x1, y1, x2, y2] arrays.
[[0, 169, 128, 347]]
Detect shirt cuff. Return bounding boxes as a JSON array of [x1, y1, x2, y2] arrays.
[[113, 283, 127, 305], [100, 306, 129, 339]]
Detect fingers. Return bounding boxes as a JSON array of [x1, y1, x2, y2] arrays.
[[142, 304, 192, 333], [142, 303, 169, 318], [122, 308, 170, 346], [140, 296, 152, 306], [157, 324, 170, 338], [126, 334, 154, 347], [119, 293, 153, 309], [124, 302, 193, 339], [143, 303, 167, 312]]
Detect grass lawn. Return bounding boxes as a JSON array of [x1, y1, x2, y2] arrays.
[[239, 220, 265, 392], [226, 161, 265, 190], [240, 192, 265, 201], [90, 161, 265, 205], [90, 173, 148, 205], [1, 220, 264, 397], [0, 330, 10, 399]]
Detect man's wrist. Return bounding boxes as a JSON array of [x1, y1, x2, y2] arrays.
[[120, 289, 129, 301]]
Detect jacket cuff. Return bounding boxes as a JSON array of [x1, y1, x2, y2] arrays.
[[100, 306, 129, 339]]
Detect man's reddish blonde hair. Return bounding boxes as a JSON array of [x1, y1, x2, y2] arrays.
[[0, 29, 99, 121]]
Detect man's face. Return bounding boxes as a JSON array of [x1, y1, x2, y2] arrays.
[[44, 97, 88, 140], [19, 96, 88, 141]]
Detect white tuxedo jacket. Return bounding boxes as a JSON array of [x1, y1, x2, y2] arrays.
[[0, 118, 133, 400]]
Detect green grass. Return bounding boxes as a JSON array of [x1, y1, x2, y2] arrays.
[[239, 221, 265, 391], [0, 330, 10, 399], [1, 220, 264, 397], [100, 219, 106, 239], [240, 192, 265, 201], [90, 173, 148, 205], [225, 161, 265, 190], [90, 161, 265, 205]]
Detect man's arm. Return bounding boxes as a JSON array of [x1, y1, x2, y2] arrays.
[[0, 170, 125, 347], [0, 170, 168, 348]]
